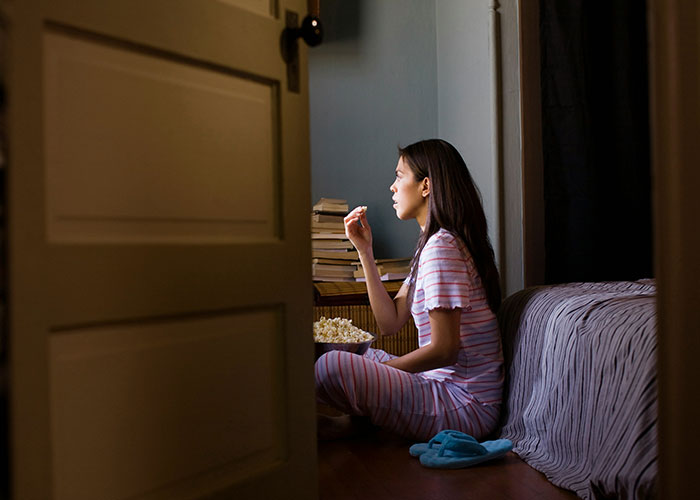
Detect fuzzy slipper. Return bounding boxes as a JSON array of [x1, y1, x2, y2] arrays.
[[418, 433, 513, 469], [409, 429, 478, 457]]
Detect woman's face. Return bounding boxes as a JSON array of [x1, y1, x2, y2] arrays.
[[390, 157, 428, 223]]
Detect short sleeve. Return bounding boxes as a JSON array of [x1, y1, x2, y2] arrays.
[[419, 235, 472, 311]]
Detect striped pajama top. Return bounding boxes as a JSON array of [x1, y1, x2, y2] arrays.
[[411, 228, 503, 406]]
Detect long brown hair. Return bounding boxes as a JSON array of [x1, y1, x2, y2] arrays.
[[400, 139, 502, 313]]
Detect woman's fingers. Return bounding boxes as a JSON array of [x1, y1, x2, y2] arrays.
[[344, 217, 361, 231], [344, 206, 368, 226], [345, 206, 365, 220], [344, 205, 371, 247], [359, 210, 370, 229], [344, 207, 357, 220]]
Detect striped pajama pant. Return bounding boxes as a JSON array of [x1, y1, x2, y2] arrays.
[[315, 347, 500, 441]]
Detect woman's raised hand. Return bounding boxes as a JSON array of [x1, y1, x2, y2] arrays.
[[344, 205, 372, 254]]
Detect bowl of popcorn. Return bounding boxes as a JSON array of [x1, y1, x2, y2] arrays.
[[313, 316, 375, 360]]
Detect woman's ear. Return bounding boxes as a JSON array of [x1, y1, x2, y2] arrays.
[[422, 177, 430, 198]]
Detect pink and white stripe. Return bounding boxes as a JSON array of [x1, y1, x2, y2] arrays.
[[315, 229, 504, 440]]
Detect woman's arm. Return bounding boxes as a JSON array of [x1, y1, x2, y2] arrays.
[[344, 207, 412, 336], [383, 307, 461, 373], [361, 255, 412, 336]]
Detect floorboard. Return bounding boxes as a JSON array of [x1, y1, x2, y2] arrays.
[[317, 430, 579, 500]]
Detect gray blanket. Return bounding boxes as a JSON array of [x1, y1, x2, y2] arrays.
[[497, 280, 657, 499]]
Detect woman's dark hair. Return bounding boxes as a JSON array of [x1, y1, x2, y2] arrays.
[[400, 139, 502, 313]]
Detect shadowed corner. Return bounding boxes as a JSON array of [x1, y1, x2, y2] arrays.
[[318, 0, 363, 43]]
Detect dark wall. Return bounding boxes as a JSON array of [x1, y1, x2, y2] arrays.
[[541, 0, 653, 284]]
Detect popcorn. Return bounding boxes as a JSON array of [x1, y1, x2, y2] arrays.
[[313, 316, 374, 343]]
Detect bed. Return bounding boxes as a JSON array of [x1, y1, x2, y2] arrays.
[[497, 280, 658, 499]]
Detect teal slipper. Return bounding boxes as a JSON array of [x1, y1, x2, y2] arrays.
[[418, 434, 513, 469], [409, 429, 478, 457]]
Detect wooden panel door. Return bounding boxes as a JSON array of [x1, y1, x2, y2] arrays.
[[4, 0, 317, 498]]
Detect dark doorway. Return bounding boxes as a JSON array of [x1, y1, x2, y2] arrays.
[[540, 0, 653, 284]]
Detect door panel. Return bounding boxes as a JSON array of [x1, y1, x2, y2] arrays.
[[216, 0, 276, 17], [45, 29, 278, 243], [50, 307, 286, 500], [43, 0, 283, 80], [6, 0, 316, 499]]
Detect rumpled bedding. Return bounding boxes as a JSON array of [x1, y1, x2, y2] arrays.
[[497, 280, 657, 499]]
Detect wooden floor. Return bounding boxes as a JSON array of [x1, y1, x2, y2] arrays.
[[318, 430, 578, 500]]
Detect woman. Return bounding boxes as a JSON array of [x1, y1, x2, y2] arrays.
[[315, 139, 503, 441]]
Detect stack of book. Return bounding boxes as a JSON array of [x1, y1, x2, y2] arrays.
[[311, 198, 358, 282], [353, 257, 412, 282]]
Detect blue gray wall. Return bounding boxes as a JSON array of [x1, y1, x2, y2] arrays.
[[309, 0, 438, 259], [309, 1, 523, 293], [436, 0, 496, 260], [434, 0, 524, 295]]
